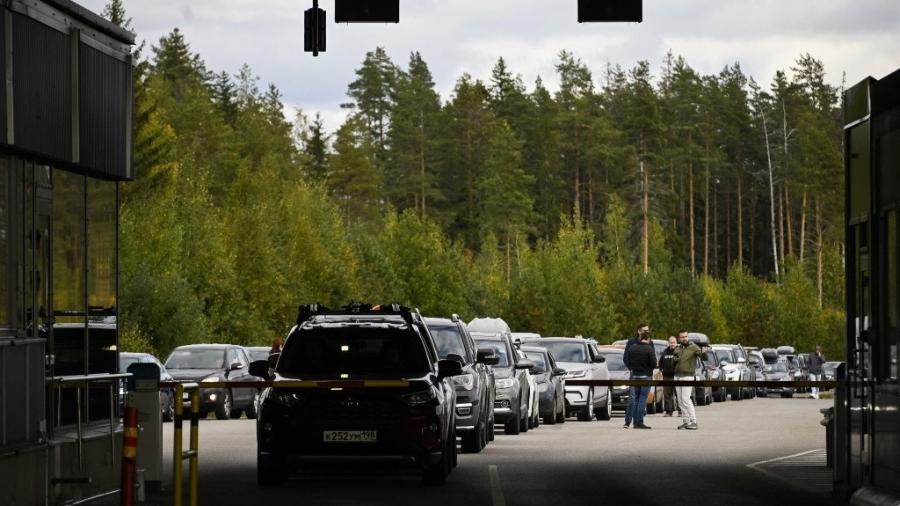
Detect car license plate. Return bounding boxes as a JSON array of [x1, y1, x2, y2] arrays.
[[323, 430, 377, 443]]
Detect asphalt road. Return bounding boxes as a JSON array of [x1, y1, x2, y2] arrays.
[[154, 396, 842, 506]]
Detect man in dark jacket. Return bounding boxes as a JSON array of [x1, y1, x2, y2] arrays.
[[808, 346, 826, 399], [658, 336, 678, 416], [624, 333, 656, 429], [624, 323, 650, 369]]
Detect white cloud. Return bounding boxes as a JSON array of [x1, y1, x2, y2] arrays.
[[81, 0, 900, 133]]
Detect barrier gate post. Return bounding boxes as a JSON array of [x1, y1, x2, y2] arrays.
[[173, 383, 183, 506], [120, 406, 139, 506], [189, 389, 199, 506]]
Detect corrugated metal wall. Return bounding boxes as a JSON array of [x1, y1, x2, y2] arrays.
[[79, 44, 130, 180], [12, 14, 72, 163], [0, 5, 132, 181]]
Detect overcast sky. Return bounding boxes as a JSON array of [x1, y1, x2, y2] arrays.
[[83, 0, 900, 133]]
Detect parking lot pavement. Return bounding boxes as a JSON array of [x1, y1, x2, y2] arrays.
[[156, 397, 841, 506]]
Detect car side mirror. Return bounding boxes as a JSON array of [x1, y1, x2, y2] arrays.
[[720, 360, 729, 366], [438, 359, 464, 379], [268, 352, 280, 368], [477, 349, 499, 366], [737, 357, 746, 364], [515, 358, 535, 370], [248, 360, 270, 380], [230, 360, 244, 371], [593, 355, 606, 363], [552, 367, 567, 376], [447, 353, 466, 365]]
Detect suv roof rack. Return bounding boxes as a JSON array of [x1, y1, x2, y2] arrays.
[[296, 302, 420, 327]]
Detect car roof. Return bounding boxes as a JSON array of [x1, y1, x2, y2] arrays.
[[471, 333, 504, 341], [120, 352, 154, 359], [538, 337, 587, 342], [171, 344, 238, 350], [596, 346, 624, 353], [245, 346, 269, 351], [520, 345, 548, 354]]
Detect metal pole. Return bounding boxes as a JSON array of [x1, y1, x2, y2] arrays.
[[76, 384, 83, 472], [173, 383, 183, 506], [108, 382, 115, 466], [189, 389, 199, 506]]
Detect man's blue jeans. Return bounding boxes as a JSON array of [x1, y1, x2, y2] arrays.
[[624, 375, 651, 426]]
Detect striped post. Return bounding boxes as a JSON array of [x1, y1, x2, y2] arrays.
[[120, 406, 139, 506], [173, 383, 184, 506]]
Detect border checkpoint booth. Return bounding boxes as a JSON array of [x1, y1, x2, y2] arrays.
[[0, 0, 134, 504]]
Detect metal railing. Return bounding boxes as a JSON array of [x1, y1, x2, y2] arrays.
[[48, 373, 132, 475]]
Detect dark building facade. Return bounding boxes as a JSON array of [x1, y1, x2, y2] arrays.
[[844, 68, 900, 502], [0, 1, 133, 504]]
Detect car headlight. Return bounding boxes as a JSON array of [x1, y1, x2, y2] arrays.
[[496, 378, 516, 389], [566, 370, 587, 379], [400, 389, 437, 406], [452, 373, 475, 390], [613, 386, 629, 393], [201, 376, 220, 383]]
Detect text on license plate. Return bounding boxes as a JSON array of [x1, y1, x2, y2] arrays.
[[323, 430, 377, 443]]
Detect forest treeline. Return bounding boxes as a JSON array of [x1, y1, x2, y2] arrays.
[[108, 3, 845, 358]]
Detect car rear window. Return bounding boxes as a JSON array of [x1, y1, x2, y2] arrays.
[[165, 349, 226, 369], [428, 324, 468, 361], [473, 339, 510, 368], [277, 327, 430, 378], [714, 349, 734, 364], [542, 342, 587, 363]]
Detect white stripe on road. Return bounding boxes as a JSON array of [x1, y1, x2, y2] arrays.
[[489, 465, 506, 506]]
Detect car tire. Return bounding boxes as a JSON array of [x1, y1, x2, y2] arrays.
[[504, 407, 521, 435], [462, 426, 483, 453], [246, 390, 260, 419], [781, 392, 792, 398], [596, 394, 611, 421], [731, 390, 742, 401], [488, 418, 495, 441], [422, 441, 450, 486], [556, 402, 566, 424], [215, 390, 233, 420], [162, 394, 174, 422], [257, 451, 288, 487], [543, 412, 556, 425], [577, 391, 594, 422], [451, 427, 458, 469], [520, 409, 529, 433]]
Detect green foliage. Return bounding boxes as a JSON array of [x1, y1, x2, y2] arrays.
[[122, 29, 845, 359]]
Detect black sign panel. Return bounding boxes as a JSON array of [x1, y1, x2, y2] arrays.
[[578, 0, 642, 22], [335, 0, 399, 23]]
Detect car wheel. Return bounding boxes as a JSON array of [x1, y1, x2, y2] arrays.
[[556, 400, 566, 423], [781, 392, 792, 398], [488, 417, 495, 441], [422, 440, 450, 486], [462, 426, 483, 453], [246, 390, 260, 419], [504, 407, 521, 435], [577, 391, 594, 422], [257, 451, 288, 487], [520, 408, 529, 433], [215, 390, 233, 420], [596, 394, 611, 421], [162, 394, 175, 422], [450, 427, 458, 469], [731, 390, 742, 401]]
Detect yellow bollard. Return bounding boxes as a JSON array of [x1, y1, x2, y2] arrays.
[[189, 389, 200, 506], [173, 383, 183, 506]]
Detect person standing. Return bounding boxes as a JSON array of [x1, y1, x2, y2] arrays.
[[624, 332, 656, 429], [658, 336, 678, 416], [808, 346, 826, 399], [673, 331, 704, 430], [623, 323, 650, 427]]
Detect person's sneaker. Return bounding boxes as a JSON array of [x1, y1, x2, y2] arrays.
[[623, 423, 631, 429], [634, 423, 652, 429], [685, 422, 698, 430], [664, 412, 673, 417], [677, 422, 688, 430]]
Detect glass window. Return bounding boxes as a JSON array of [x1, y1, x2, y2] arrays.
[[428, 324, 468, 361], [523, 352, 547, 373], [542, 342, 588, 363], [473, 339, 510, 368], [0, 157, 8, 327], [599, 351, 627, 371], [165, 349, 227, 370], [53, 170, 86, 319], [277, 327, 431, 379], [87, 178, 116, 314]]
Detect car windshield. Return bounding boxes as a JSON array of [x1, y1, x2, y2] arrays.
[[165, 349, 225, 369], [277, 327, 430, 378], [119, 356, 141, 371], [768, 362, 788, 373], [542, 342, 587, 363], [599, 352, 626, 371], [714, 349, 734, 363], [428, 325, 468, 361], [523, 352, 547, 373], [474, 340, 510, 368], [247, 349, 270, 362]]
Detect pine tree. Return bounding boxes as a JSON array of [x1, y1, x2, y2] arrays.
[[303, 112, 329, 182], [343, 47, 399, 161]]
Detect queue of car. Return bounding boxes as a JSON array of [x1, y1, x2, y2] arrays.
[[118, 306, 836, 488]]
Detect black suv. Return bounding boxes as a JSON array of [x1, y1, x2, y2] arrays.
[[425, 316, 497, 453], [250, 303, 462, 487], [164, 344, 259, 419]]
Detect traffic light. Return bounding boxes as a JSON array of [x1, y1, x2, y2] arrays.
[[577, 0, 642, 23], [304, 3, 326, 56], [335, 0, 399, 23]]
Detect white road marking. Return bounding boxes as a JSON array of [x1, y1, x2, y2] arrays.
[[747, 449, 830, 493], [489, 465, 506, 506]]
